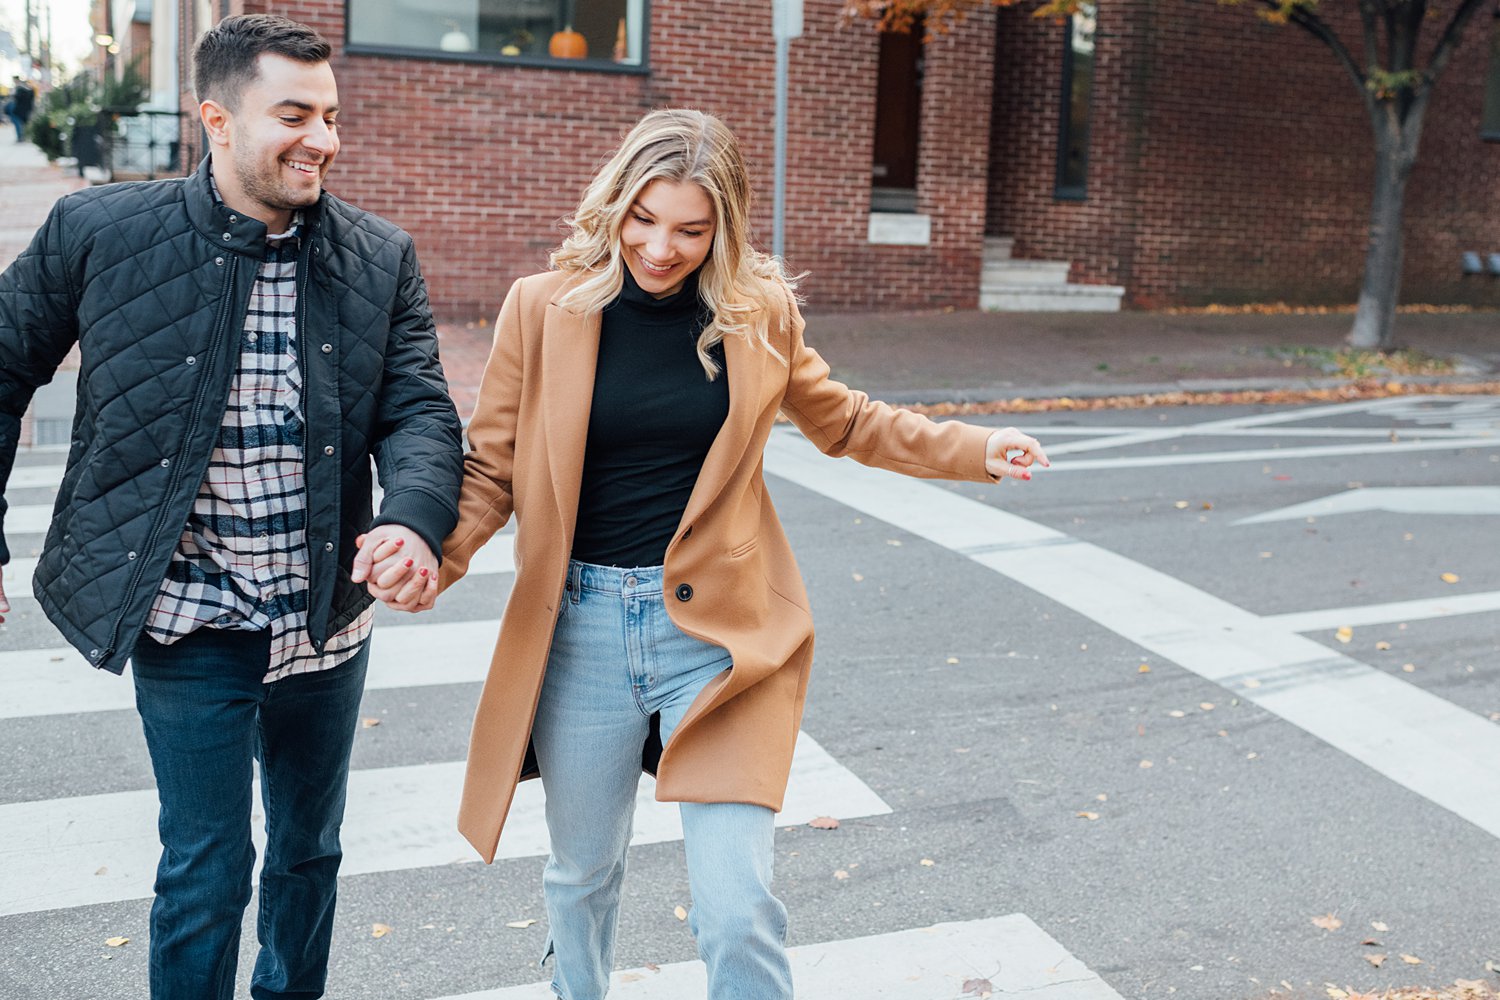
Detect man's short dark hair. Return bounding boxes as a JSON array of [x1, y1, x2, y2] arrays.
[[193, 14, 331, 109]]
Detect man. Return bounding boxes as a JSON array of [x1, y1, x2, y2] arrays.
[[7, 75, 33, 141], [0, 15, 461, 1000]]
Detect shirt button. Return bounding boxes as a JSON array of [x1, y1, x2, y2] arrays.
[[246, 332, 258, 343], [321, 343, 332, 354], [675, 583, 694, 602], [324, 445, 334, 456]]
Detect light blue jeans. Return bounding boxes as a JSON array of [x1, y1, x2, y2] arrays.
[[531, 560, 792, 1000]]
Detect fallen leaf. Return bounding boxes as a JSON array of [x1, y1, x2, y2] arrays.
[[1076, 811, 1100, 820], [946, 657, 960, 665], [919, 858, 935, 867], [1455, 979, 1489, 992], [361, 717, 381, 728], [885, 539, 902, 547], [505, 919, 537, 929], [1375, 641, 1391, 650], [1096, 793, 1108, 801], [833, 869, 850, 880], [1200, 702, 1215, 711], [104, 936, 129, 948], [1400, 953, 1422, 965], [1244, 678, 1262, 688], [1140, 759, 1154, 768], [1363, 954, 1386, 968], [1202, 502, 1214, 510], [1335, 626, 1353, 644], [1169, 710, 1186, 718], [617, 972, 644, 983], [1371, 921, 1389, 932], [851, 572, 864, 582], [1138, 664, 1151, 673], [95, 867, 107, 876], [1402, 663, 1416, 673], [1174, 500, 1189, 509], [1361, 938, 1381, 946], [808, 816, 840, 830], [1260, 551, 1274, 558], [674, 905, 688, 920], [1326, 988, 1349, 1000], [962, 978, 995, 997], [1312, 913, 1343, 932], [371, 924, 391, 938], [1441, 572, 1460, 584], [645, 963, 660, 972]]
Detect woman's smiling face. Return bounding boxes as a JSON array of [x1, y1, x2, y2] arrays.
[[619, 179, 716, 298]]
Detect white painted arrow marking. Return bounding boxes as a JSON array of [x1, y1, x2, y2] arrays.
[[1235, 486, 1500, 525]]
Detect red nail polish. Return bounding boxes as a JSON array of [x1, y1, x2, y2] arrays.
[[394, 538, 405, 546], [403, 558, 414, 568], [419, 567, 429, 577]]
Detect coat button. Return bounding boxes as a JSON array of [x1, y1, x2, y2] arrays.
[[160, 458, 170, 468], [323, 445, 334, 456], [185, 355, 196, 365], [222, 232, 231, 241], [321, 343, 332, 354], [324, 542, 335, 552], [675, 583, 693, 602], [214, 257, 224, 266], [127, 551, 137, 560]]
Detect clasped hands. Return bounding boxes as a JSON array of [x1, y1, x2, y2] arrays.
[[352, 525, 439, 613]]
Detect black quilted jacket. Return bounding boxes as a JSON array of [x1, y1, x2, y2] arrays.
[[0, 159, 464, 674]]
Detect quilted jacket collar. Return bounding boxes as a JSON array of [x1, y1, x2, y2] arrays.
[[185, 157, 324, 261]]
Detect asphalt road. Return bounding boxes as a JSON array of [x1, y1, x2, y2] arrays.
[[2, 394, 1497, 1000]]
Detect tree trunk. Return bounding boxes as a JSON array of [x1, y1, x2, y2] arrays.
[[1348, 133, 1414, 351]]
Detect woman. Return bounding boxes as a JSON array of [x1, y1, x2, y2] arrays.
[[362, 108, 1048, 999]]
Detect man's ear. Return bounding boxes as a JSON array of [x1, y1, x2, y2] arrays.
[[200, 99, 231, 147]]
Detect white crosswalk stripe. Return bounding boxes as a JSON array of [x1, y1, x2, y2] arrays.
[[434, 914, 1124, 999]]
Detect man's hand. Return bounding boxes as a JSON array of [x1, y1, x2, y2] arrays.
[[352, 525, 439, 613], [0, 565, 9, 624]]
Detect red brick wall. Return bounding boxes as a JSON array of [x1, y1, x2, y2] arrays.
[[988, 0, 1500, 308], [213, 1, 995, 320]]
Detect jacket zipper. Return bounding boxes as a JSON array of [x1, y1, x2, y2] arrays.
[[297, 236, 325, 653], [98, 255, 239, 664]]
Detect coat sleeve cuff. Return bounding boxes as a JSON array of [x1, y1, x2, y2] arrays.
[[369, 489, 459, 562]]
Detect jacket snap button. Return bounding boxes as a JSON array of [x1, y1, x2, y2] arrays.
[[321, 343, 332, 354], [127, 551, 137, 560], [324, 445, 334, 456], [214, 257, 224, 266], [222, 232, 231, 241], [324, 542, 334, 552], [675, 583, 693, 602], [160, 458, 170, 468], [229, 214, 238, 223], [185, 356, 196, 365], [89, 649, 100, 659]]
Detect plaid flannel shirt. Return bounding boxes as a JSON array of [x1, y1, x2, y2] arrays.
[[145, 207, 373, 682]]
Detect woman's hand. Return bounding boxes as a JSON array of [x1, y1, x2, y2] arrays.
[[352, 527, 439, 612], [983, 427, 1050, 482]]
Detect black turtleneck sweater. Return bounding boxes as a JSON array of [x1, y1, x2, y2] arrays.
[[571, 267, 729, 567]]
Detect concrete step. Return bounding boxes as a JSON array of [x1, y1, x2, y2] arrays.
[[980, 282, 1125, 312], [983, 235, 1014, 260], [982, 259, 1072, 285]]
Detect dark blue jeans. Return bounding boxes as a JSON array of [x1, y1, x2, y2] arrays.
[[131, 628, 370, 1000]]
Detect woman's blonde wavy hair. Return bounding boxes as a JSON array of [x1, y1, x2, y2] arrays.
[[551, 108, 798, 379]]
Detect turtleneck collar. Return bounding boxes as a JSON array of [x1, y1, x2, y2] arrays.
[[614, 262, 704, 318]]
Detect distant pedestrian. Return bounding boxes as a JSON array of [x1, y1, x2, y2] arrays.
[[0, 14, 462, 1000], [366, 108, 1050, 999], [7, 76, 33, 141]]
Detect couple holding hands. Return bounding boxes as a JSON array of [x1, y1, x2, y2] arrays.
[[0, 13, 1046, 1000]]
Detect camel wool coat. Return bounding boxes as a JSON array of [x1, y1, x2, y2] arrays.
[[440, 269, 997, 863]]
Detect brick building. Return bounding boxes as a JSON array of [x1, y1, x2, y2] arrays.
[[157, 1, 1500, 321]]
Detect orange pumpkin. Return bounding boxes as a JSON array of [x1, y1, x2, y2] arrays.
[[548, 26, 587, 59]]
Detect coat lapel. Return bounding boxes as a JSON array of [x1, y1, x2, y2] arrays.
[[677, 329, 774, 534], [541, 282, 601, 535]]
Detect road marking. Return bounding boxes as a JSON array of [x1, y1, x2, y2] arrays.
[[0, 731, 888, 916], [5, 465, 65, 490], [0, 533, 515, 602], [1043, 435, 1500, 472], [765, 430, 1500, 840], [1235, 486, 1500, 524], [0, 618, 504, 720], [431, 913, 1122, 1000], [1261, 592, 1500, 632], [5, 502, 54, 534]]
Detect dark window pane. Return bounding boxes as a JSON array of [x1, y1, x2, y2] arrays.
[[1483, 14, 1500, 138], [1056, 2, 1095, 198], [347, 0, 644, 66]]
